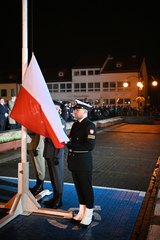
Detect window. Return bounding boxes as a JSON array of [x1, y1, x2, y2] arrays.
[[60, 83, 65, 92], [88, 82, 100, 92], [1, 89, 7, 97], [110, 82, 116, 91], [80, 83, 86, 92], [49, 84, 59, 92], [74, 71, 79, 76], [80, 70, 86, 76], [117, 81, 123, 87], [88, 82, 93, 91], [95, 82, 100, 91], [95, 70, 100, 75], [103, 82, 109, 91], [53, 84, 58, 92], [117, 81, 124, 91], [124, 98, 131, 105], [47, 83, 52, 92], [103, 99, 109, 104], [11, 89, 15, 96], [110, 99, 115, 105], [66, 83, 72, 92], [88, 70, 94, 75], [117, 98, 123, 104], [74, 83, 79, 92]]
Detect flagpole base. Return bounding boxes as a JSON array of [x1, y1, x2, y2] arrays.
[[0, 190, 73, 229], [0, 161, 73, 228]]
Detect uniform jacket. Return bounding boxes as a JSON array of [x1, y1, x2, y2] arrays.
[[67, 117, 96, 171]]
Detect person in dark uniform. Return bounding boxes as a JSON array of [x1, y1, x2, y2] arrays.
[[67, 99, 96, 228], [43, 100, 66, 209]]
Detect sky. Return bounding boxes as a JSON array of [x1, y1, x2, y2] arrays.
[[0, 1, 160, 76]]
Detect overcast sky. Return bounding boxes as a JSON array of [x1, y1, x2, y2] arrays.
[[0, 1, 160, 75]]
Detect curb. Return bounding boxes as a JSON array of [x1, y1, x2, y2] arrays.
[[146, 157, 160, 240], [130, 157, 160, 240]]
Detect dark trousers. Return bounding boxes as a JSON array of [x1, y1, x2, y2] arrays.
[[0, 118, 7, 131], [71, 170, 94, 209]]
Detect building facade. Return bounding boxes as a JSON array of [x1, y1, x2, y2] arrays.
[[48, 54, 148, 108], [0, 54, 148, 109]]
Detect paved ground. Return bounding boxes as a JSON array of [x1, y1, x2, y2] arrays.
[[1, 123, 160, 192], [0, 122, 160, 239]]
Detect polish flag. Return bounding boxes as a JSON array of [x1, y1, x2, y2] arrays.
[[10, 54, 69, 148]]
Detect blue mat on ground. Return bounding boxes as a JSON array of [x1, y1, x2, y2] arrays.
[[0, 177, 145, 240]]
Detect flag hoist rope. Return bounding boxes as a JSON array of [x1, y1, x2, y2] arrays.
[[0, 0, 72, 228]]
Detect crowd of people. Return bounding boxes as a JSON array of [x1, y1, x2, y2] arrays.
[[61, 101, 159, 122], [1, 96, 159, 132]]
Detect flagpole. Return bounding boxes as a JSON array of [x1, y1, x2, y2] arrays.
[[0, 0, 72, 228]]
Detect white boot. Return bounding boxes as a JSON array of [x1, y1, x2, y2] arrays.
[[73, 204, 86, 221], [80, 208, 93, 227]]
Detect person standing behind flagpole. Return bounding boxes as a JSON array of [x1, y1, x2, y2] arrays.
[[67, 99, 96, 228], [43, 100, 66, 209], [27, 131, 45, 196]]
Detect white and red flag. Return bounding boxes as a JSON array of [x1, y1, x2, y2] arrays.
[[10, 54, 69, 148]]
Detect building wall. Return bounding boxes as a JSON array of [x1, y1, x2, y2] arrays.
[[0, 83, 20, 101], [49, 70, 147, 108]]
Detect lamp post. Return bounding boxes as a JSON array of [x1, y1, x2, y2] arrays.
[[123, 81, 128, 106], [125, 74, 146, 108], [148, 75, 159, 108]]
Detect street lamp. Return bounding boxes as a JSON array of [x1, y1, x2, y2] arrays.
[[148, 75, 159, 108], [123, 82, 129, 88], [123, 81, 129, 106], [152, 80, 158, 87], [137, 81, 144, 90]]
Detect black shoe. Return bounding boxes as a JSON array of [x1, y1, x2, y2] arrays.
[[70, 218, 81, 224], [44, 198, 55, 207], [30, 184, 44, 196], [52, 199, 63, 209], [79, 222, 91, 229], [44, 198, 63, 209]]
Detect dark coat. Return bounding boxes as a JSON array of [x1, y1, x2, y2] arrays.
[[67, 117, 96, 171], [43, 116, 66, 160], [0, 104, 9, 130]]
